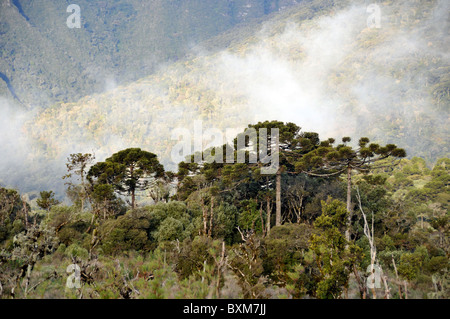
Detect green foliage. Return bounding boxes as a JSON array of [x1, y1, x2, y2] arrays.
[[175, 236, 216, 280], [309, 199, 363, 299], [63, 153, 95, 211], [398, 251, 424, 282], [296, 137, 406, 175], [65, 243, 89, 260], [91, 184, 126, 219], [238, 200, 264, 234], [88, 148, 165, 209], [147, 201, 194, 243], [45, 206, 76, 230], [210, 203, 238, 244], [154, 217, 184, 243], [36, 191, 60, 212], [99, 208, 154, 255], [0, 152, 448, 299], [0, 187, 28, 225], [263, 223, 313, 288]]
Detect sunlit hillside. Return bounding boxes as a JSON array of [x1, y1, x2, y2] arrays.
[[10, 0, 447, 195]]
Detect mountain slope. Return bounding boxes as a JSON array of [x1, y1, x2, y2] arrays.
[[1, 0, 449, 195], [0, 0, 301, 108]]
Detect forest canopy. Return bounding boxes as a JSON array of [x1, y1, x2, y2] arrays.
[[0, 121, 448, 299]]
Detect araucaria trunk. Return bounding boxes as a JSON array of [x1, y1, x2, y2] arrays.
[[275, 169, 281, 226]]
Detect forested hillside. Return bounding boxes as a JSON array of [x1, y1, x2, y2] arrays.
[[0, 0, 299, 107], [3, 0, 447, 194], [0, 0, 448, 301], [0, 123, 448, 299]]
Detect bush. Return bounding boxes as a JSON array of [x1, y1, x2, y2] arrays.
[[175, 236, 215, 280], [12, 219, 25, 235], [65, 243, 89, 260], [153, 217, 184, 242], [99, 213, 153, 255], [263, 224, 312, 276], [147, 201, 194, 243]]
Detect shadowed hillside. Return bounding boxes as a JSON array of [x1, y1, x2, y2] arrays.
[[0, 0, 300, 107]]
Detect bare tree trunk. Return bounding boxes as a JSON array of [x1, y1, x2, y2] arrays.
[[275, 169, 281, 226], [392, 256, 403, 299], [259, 203, 266, 237], [403, 281, 408, 299], [356, 187, 378, 299], [382, 275, 391, 299], [266, 198, 271, 235], [215, 241, 226, 298], [24, 264, 32, 298], [131, 190, 136, 210], [345, 167, 352, 241], [201, 195, 208, 236], [209, 197, 214, 237], [80, 169, 87, 213], [201, 260, 207, 283], [81, 189, 85, 212], [353, 265, 366, 299], [370, 266, 377, 299], [297, 195, 303, 223], [86, 213, 96, 234]]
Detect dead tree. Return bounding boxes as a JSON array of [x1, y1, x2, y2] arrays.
[[356, 187, 390, 299], [214, 241, 226, 298]]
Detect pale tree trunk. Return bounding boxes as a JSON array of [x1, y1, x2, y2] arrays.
[[357, 187, 391, 299], [403, 281, 408, 299], [356, 187, 378, 299], [275, 169, 281, 226], [209, 197, 214, 237], [382, 275, 391, 299], [215, 241, 226, 298], [266, 198, 271, 235], [392, 256, 403, 299], [24, 264, 32, 298], [259, 204, 266, 237], [86, 213, 95, 234], [369, 264, 377, 299], [345, 167, 352, 241]]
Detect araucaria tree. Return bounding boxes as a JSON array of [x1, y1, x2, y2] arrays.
[[295, 137, 406, 240], [36, 191, 60, 212], [88, 148, 165, 209], [247, 121, 303, 227]]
